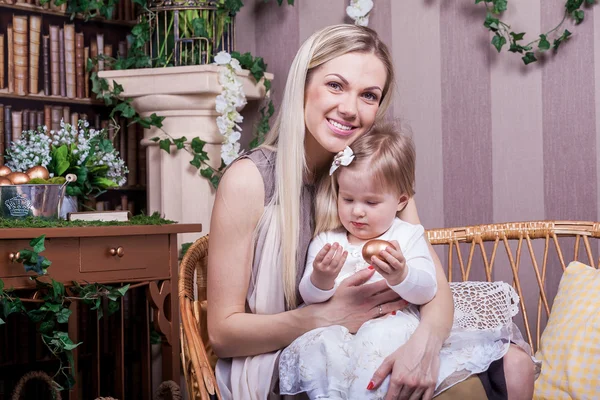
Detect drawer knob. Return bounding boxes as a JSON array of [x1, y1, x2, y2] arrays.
[[110, 247, 125, 258], [8, 252, 21, 262]]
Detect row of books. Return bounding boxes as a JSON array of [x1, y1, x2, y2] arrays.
[[0, 15, 127, 99], [0, 104, 147, 188], [0, 0, 138, 24]]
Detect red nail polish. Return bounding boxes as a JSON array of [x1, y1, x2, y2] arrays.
[[392, 311, 397, 315], [366, 381, 375, 390], [368, 265, 374, 270]]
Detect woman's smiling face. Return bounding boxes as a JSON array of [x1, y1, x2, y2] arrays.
[[304, 52, 387, 162]]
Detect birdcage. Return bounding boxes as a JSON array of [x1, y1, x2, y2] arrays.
[[144, 0, 235, 67]]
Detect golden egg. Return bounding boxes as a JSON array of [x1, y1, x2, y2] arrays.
[[26, 165, 50, 180], [0, 165, 12, 177], [362, 239, 394, 264], [0, 177, 12, 186], [7, 172, 31, 185]]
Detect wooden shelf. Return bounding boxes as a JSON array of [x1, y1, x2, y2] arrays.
[[0, 2, 136, 27], [0, 89, 104, 106]]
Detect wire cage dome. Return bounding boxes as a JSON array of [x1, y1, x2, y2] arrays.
[[144, 0, 235, 67]]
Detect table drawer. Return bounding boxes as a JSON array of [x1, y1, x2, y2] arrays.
[[80, 235, 170, 278], [0, 238, 80, 280]]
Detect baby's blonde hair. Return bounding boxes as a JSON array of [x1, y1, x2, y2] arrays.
[[315, 121, 416, 236]]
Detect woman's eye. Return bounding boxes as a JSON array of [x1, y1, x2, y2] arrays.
[[363, 92, 378, 102], [327, 82, 342, 91]]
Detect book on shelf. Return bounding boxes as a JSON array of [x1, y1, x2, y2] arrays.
[[29, 15, 41, 95], [58, 27, 65, 97], [64, 23, 75, 99], [42, 34, 49, 95], [96, 33, 104, 71], [68, 210, 131, 222], [0, 33, 4, 90], [83, 46, 89, 97], [13, 15, 28, 96], [75, 32, 84, 98], [11, 110, 22, 141], [7, 24, 14, 93], [3, 106, 11, 146], [22, 108, 29, 131], [62, 105, 69, 124], [49, 25, 59, 96], [0, 104, 4, 165]]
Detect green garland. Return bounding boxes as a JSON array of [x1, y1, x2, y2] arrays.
[[0, 235, 129, 390], [480, 0, 596, 64]]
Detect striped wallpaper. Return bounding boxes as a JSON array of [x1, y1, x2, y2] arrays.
[[234, 0, 599, 305]]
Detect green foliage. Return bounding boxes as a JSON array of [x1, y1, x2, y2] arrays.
[[479, 0, 596, 64], [0, 235, 129, 390], [0, 212, 174, 228]]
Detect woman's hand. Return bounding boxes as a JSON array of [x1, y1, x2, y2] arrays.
[[368, 322, 443, 400], [315, 268, 409, 333]]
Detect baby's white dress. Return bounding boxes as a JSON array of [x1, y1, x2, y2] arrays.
[[279, 219, 539, 399]]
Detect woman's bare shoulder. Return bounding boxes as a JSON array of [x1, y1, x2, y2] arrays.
[[212, 158, 265, 228]]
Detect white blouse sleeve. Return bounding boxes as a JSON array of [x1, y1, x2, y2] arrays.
[[387, 224, 437, 305], [299, 234, 337, 305]]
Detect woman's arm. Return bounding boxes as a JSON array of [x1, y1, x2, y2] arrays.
[[367, 198, 453, 399], [207, 160, 407, 359], [398, 198, 453, 340], [207, 159, 316, 358]]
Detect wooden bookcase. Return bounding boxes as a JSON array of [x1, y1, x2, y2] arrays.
[[0, 2, 147, 215]]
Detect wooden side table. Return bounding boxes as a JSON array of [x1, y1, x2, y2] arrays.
[[0, 223, 202, 399]]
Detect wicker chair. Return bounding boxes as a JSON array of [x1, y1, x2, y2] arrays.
[[179, 221, 600, 399]]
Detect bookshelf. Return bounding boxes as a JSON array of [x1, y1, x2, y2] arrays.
[[0, 1, 148, 214]]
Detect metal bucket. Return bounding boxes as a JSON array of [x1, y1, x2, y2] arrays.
[[0, 174, 77, 219]]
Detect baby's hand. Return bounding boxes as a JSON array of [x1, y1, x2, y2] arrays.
[[311, 243, 348, 290], [370, 240, 408, 286]]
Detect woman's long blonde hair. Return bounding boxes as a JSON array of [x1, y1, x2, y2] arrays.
[[257, 24, 395, 309], [314, 121, 416, 236]]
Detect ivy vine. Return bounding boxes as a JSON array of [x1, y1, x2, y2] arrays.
[[0, 235, 128, 390], [480, 0, 596, 64]]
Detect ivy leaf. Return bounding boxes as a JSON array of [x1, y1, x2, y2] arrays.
[[553, 29, 572, 51], [191, 137, 209, 157], [572, 9, 584, 24], [566, 0, 584, 13], [0, 280, 4, 293], [0, 317, 4, 325], [173, 137, 187, 150], [39, 320, 55, 334], [107, 301, 120, 316], [522, 52, 538, 65], [484, 13, 500, 32], [491, 35, 507, 52], [117, 284, 130, 297], [263, 78, 272, 92], [190, 154, 202, 169], [56, 308, 72, 324], [30, 235, 46, 254], [159, 139, 172, 154], [112, 81, 124, 96], [150, 137, 161, 142], [510, 32, 526, 41], [492, 0, 507, 14], [52, 280, 65, 300], [538, 34, 551, 51]]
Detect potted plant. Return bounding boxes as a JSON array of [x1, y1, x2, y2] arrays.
[[3, 119, 129, 217]]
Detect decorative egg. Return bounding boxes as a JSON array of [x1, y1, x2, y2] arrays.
[[6, 172, 31, 185], [362, 239, 394, 264], [0, 177, 12, 186], [26, 165, 50, 180], [0, 166, 12, 177]]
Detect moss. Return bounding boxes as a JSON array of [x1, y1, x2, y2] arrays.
[[0, 212, 175, 228]]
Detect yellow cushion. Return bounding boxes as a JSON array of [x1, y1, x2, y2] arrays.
[[534, 261, 600, 399]]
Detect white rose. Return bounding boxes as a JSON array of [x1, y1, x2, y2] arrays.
[[229, 58, 242, 72]]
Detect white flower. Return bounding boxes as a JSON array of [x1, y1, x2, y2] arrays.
[[214, 51, 232, 65], [215, 51, 247, 166], [347, 0, 374, 26]]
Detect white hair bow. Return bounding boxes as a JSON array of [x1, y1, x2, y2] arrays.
[[329, 146, 355, 175]]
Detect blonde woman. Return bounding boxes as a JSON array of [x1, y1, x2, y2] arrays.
[[208, 24, 536, 400]]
